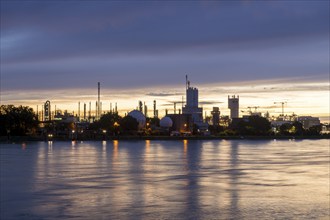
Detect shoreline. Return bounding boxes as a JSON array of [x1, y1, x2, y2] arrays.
[[1, 135, 329, 143]]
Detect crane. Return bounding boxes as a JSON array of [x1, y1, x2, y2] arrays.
[[274, 101, 287, 116]]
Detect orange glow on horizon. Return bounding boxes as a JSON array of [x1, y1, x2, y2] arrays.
[[1, 80, 329, 122]]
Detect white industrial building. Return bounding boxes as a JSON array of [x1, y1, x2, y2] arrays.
[[228, 95, 239, 119]]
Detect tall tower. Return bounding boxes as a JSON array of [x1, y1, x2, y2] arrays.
[[228, 95, 239, 119], [78, 102, 80, 120], [182, 75, 203, 123], [185, 74, 198, 107], [153, 100, 157, 118], [83, 103, 86, 120], [97, 82, 100, 120], [144, 103, 148, 118], [89, 102, 91, 121], [211, 107, 220, 126], [186, 88, 198, 108], [44, 100, 51, 121]]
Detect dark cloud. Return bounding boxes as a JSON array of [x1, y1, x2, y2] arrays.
[[160, 103, 177, 107], [146, 92, 183, 97], [160, 100, 223, 107], [199, 101, 224, 105], [1, 1, 329, 91], [2, 1, 328, 63]]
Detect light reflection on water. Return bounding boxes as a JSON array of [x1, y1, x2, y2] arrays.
[[0, 140, 329, 219]]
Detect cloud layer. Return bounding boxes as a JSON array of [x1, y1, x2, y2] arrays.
[[1, 1, 329, 91], [1, 1, 329, 121]]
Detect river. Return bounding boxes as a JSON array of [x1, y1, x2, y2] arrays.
[[1, 140, 329, 219]]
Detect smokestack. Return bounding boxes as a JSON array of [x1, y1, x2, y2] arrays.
[[153, 100, 156, 118], [89, 102, 91, 121], [144, 102, 147, 117], [42, 105, 44, 121], [139, 101, 143, 112], [95, 101, 97, 118], [115, 102, 117, 113], [97, 82, 100, 120], [100, 102, 102, 116], [78, 102, 80, 120], [84, 103, 86, 120], [174, 102, 176, 114]]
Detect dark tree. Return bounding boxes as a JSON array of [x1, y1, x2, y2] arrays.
[[88, 112, 122, 136], [98, 112, 122, 133], [279, 123, 292, 136], [248, 115, 271, 135], [208, 125, 225, 135], [147, 117, 160, 127], [235, 120, 250, 135], [233, 116, 271, 135], [120, 115, 138, 134], [279, 122, 305, 136], [305, 125, 322, 135], [292, 121, 304, 136], [0, 105, 39, 136]]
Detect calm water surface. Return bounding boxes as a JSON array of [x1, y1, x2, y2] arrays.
[[1, 140, 329, 219]]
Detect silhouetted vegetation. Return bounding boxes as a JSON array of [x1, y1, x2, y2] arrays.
[[89, 112, 122, 135], [279, 121, 304, 136], [234, 115, 271, 135], [208, 125, 225, 135], [0, 105, 38, 136], [147, 117, 160, 127], [0, 104, 326, 140], [304, 125, 322, 136], [119, 115, 139, 134]]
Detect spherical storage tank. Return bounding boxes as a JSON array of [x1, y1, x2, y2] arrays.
[[128, 110, 146, 130], [160, 116, 173, 128]]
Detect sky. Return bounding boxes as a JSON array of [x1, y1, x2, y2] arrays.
[[1, 1, 329, 121]]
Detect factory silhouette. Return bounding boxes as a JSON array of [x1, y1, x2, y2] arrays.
[[35, 75, 324, 139]]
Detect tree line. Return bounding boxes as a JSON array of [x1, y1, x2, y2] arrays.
[[0, 105, 39, 136], [0, 105, 324, 137]]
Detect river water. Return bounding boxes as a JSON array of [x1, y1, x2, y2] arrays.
[[1, 140, 329, 219]]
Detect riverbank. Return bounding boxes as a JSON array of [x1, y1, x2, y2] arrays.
[[1, 134, 329, 143]]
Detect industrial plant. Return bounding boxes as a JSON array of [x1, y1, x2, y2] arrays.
[[21, 75, 326, 139]]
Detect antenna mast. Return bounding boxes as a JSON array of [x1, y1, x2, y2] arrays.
[[97, 82, 100, 120]]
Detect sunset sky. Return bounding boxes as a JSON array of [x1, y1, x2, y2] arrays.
[[1, 1, 329, 121]]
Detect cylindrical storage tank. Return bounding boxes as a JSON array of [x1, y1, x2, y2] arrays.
[[160, 116, 173, 128], [128, 110, 146, 130]]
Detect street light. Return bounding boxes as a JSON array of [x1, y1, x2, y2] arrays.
[[71, 130, 76, 140], [114, 122, 119, 136]]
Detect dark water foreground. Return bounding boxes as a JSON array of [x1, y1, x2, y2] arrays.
[[1, 140, 329, 219]]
